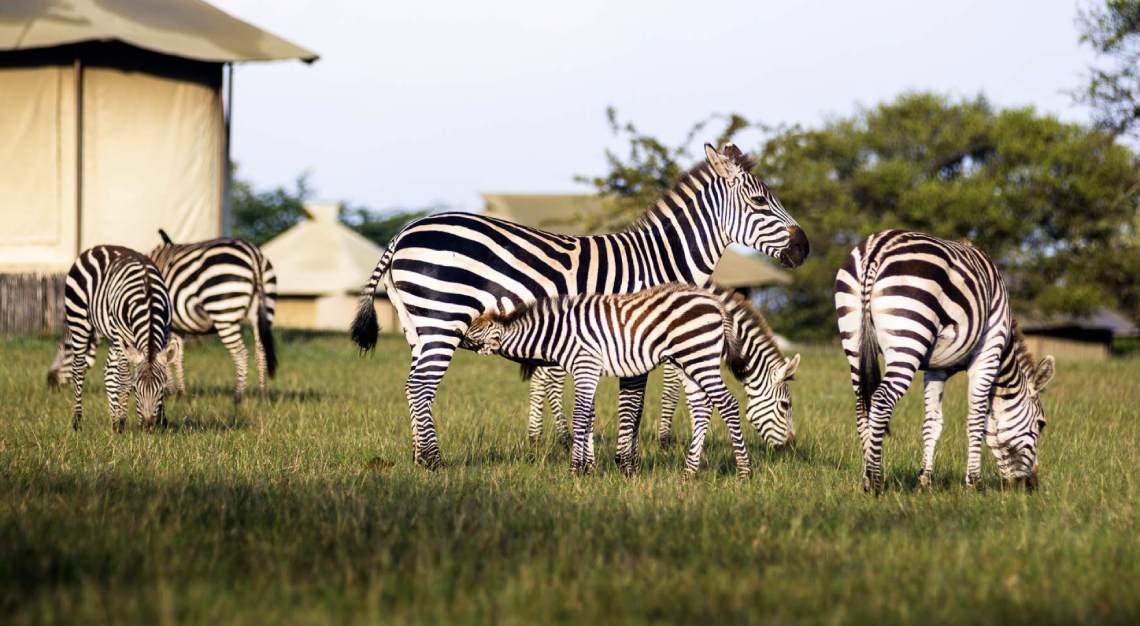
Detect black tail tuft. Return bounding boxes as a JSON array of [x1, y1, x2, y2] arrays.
[[351, 296, 379, 352], [258, 300, 277, 378], [857, 315, 881, 415], [723, 310, 748, 382], [158, 229, 173, 245], [519, 363, 538, 381]]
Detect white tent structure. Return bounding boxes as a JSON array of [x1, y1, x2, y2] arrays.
[[0, 0, 316, 274], [262, 202, 399, 332]]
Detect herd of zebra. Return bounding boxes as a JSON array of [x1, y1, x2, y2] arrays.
[[47, 143, 1054, 492]]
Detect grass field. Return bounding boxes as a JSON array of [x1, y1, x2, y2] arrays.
[[1, 332, 1137, 625]]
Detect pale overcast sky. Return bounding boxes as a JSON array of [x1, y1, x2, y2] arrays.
[[215, 0, 1095, 212]]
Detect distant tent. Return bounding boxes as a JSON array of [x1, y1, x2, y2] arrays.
[[1020, 309, 1138, 361], [262, 203, 399, 332], [481, 193, 791, 292], [0, 0, 316, 274]]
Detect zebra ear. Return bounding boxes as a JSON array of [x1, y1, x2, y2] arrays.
[[158, 229, 173, 245], [704, 143, 739, 179], [782, 353, 801, 382], [1033, 356, 1056, 392], [124, 346, 145, 365]]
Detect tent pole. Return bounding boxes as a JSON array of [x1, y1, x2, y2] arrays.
[[222, 62, 234, 236], [74, 57, 84, 256]]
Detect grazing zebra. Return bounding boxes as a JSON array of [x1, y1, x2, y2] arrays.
[[49, 231, 279, 401], [528, 284, 801, 450], [463, 284, 751, 476], [833, 230, 1055, 493], [351, 144, 808, 469], [64, 246, 174, 431]]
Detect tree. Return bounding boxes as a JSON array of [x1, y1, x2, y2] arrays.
[[339, 204, 434, 247], [231, 167, 311, 246], [583, 95, 1140, 340], [1077, 0, 1140, 137]]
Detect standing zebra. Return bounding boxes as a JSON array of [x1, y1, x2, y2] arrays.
[[463, 284, 751, 476], [50, 231, 279, 401], [834, 230, 1055, 493], [528, 284, 800, 450], [149, 230, 278, 401], [351, 144, 808, 469], [64, 246, 174, 431]]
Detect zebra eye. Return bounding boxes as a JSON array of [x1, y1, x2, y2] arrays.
[[751, 195, 769, 207]]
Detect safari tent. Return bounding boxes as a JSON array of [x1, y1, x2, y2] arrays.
[[261, 203, 400, 333], [481, 193, 791, 293], [0, 0, 316, 274]]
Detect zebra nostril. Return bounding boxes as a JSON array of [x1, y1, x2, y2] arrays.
[[781, 226, 809, 268]]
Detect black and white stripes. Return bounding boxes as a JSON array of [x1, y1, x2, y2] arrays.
[[148, 230, 278, 401], [63, 246, 173, 431], [834, 230, 1055, 492], [463, 284, 751, 476], [352, 143, 808, 469]]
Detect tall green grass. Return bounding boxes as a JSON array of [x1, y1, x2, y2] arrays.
[[0, 334, 1136, 625]]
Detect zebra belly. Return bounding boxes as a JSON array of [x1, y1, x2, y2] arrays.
[[926, 323, 980, 370]]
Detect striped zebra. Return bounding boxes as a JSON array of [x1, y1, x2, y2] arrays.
[[149, 230, 278, 401], [351, 144, 808, 469], [528, 284, 800, 450], [833, 230, 1055, 493], [64, 246, 174, 431], [463, 284, 751, 476], [50, 232, 279, 401]]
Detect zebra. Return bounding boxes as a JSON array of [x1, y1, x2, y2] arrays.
[[462, 284, 751, 476], [527, 284, 800, 450], [833, 230, 1056, 493], [351, 143, 809, 469], [48, 231, 279, 401], [63, 245, 174, 431]]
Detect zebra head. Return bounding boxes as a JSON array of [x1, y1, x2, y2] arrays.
[[464, 316, 505, 356], [745, 353, 800, 447], [987, 355, 1055, 489], [125, 345, 173, 428], [703, 144, 809, 268]]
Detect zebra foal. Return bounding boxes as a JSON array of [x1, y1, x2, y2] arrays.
[[64, 246, 174, 431], [834, 230, 1055, 493], [462, 284, 751, 477]]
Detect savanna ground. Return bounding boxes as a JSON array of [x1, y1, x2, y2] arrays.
[[0, 332, 1137, 625]]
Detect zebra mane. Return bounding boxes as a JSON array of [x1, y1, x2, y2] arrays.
[[628, 147, 759, 231], [1008, 319, 1038, 386]]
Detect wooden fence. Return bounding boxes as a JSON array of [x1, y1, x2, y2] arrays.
[[0, 274, 66, 336]]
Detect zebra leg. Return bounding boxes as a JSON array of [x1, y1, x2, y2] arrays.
[[680, 376, 713, 477], [215, 321, 249, 403], [252, 315, 269, 398], [105, 345, 130, 433], [614, 374, 648, 476], [658, 362, 683, 448], [965, 349, 1001, 489], [526, 367, 550, 444], [918, 371, 947, 489], [405, 337, 460, 470], [545, 368, 571, 447], [69, 339, 95, 431], [166, 334, 186, 394], [863, 356, 918, 494], [568, 366, 600, 475], [704, 376, 751, 479]]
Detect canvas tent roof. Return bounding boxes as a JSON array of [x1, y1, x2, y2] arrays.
[[262, 202, 384, 296], [0, 0, 317, 63], [481, 193, 791, 288]]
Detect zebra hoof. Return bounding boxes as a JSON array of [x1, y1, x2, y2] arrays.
[[113, 420, 126, 434], [737, 467, 752, 479], [616, 456, 640, 477], [556, 432, 572, 449], [965, 475, 984, 491], [917, 472, 933, 490], [659, 432, 674, 448]]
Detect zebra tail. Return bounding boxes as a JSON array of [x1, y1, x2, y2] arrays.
[[251, 256, 278, 378], [857, 263, 881, 416], [350, 243, 395, 352]]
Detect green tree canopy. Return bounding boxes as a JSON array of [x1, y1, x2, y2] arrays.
[[585, 94, 1140, 339], [1078, 0, 1140, 137]]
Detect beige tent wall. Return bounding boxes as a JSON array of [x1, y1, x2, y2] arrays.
[[82, 64, 222, 251], [0, 65, 78, 272]]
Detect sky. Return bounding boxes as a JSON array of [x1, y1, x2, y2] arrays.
[[215, 0, 1097, 213]]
